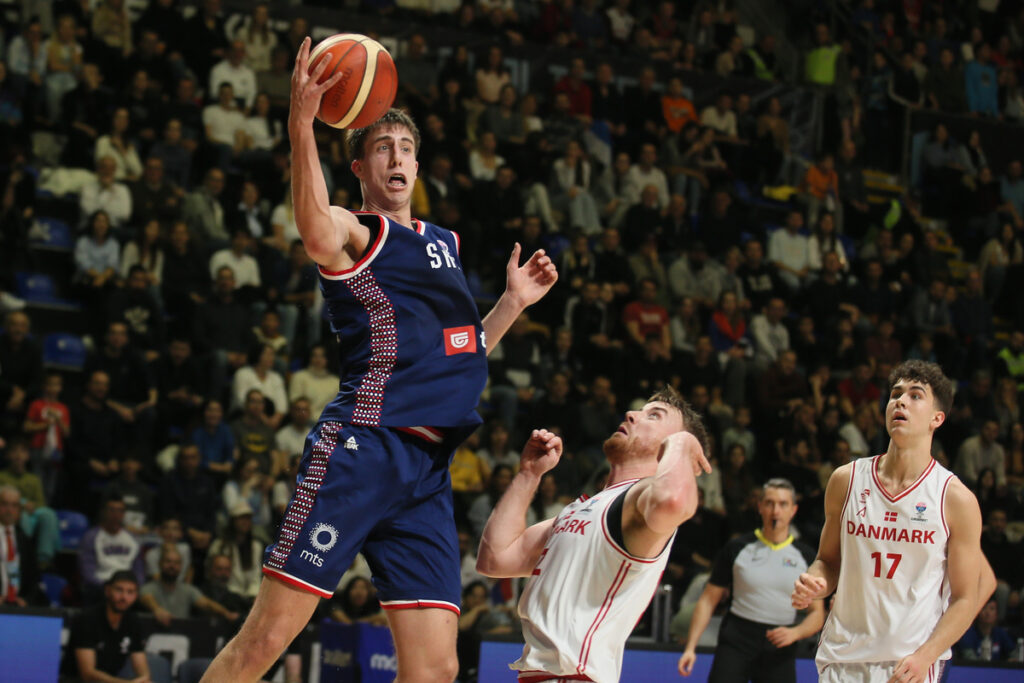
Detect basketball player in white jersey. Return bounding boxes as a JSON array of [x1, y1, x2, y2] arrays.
[[476, 387, 711, 683], [791, 360, 997, 683]]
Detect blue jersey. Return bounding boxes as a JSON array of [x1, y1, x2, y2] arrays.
[[316, 212, 487, 437]]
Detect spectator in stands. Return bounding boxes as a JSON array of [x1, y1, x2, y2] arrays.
[[550, 140, 600, 234], [7, 19, 46, 108], [208, 500, 264, 599], [95, 107, 142, 182], [807, 213, 849, 275], [738, 239, 783, 313], [769, 210, 810, 292], [554, 57, 592, 121], [203, 82, 248, 170], [605, 0, 635, 47], [0, 483, 44, 605], [79, 495, 144, 599], [141, 543, 240, 626], [119, 219, 164, 293], [202, 552, 251, 614], [700, 91, 741, 147], [0, 311, 41, 424], [750, 297, 790, 371], [152, 335, 203, 437], [288, 345, 337, 420], [714, 34, 746, 78], [159, 443, 218, 552], [193, 266, 252, 397], [232, 388, 282, 475], [275, 397, 311, 462], [475, 44, 510, 106], [805, 23, 842, 88], [242, 92, 281, 163], [120, 71, 163, 147], [61, 62, 112, 169], [925, 46, 967, 113], [182, 0, 228, 83], [966, 43, 1000, 117], [21, 372, 69, 500], [84, 321, 157, 450], [131, 157, 183, 229], [231, 343, 286, 422], [330, 575, 388, 626], [68, 371, 122, 501], [625, 142, 669, 211], [979, 222, 1024, 302], [150, 119, 193, 189], [980, 507, 1021, 619], [191, 399, 235, 480], [623, 66, 662, 146], [80, 157, 132, 230], [103, 453, 154, 536], [210, 226, 261, 295], [221, 455, 272, 532], [44, 14, 82, 120], [233, 3, 276, 73], [801, 153, 840, 230], [144, 518, 191, 583], [621, 277, 671, 357], [468, 130, 505, 183], [107, 265, 165, 360], [957, 597, 1016, 660], [69, 570, 165, 683], [957, 419, 1007, 488], [74, 210, 122, 327]]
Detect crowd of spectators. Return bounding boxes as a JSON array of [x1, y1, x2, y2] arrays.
[[0, 0, 1023, 680]]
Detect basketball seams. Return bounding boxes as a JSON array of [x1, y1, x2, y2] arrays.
[[335, 39, 380, 129], [311, 37, 367, 126], [308, 34, 396, 130]]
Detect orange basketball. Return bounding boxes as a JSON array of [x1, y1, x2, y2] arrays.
[[308, 33, 398, 129]]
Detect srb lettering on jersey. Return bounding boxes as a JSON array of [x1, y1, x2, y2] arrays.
[[427, 240, 459, 269], [444, 326, 477, 355], [846, 520, 936, 544]]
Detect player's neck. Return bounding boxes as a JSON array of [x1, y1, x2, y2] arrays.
[[361, 199, 411, 228], [606, 462, 656, 488], [880, 438, 934, 487]]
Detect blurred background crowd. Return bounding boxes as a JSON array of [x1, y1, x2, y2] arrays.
[[1, 0, 1024, 679]]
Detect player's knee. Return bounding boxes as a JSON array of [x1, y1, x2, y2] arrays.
[[397, 653, 458, 683], [236, 620, 291, 665]]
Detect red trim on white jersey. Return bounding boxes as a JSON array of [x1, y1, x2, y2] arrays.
[[939, 474, 954, 537], [518, 673, 594, 683], [839, 459, 857, 525], [598, 479, 665, 564], [870, 455, 936, 502], [380, 598, 460, 616], [395, 425, 445, 443], [262, 566, 334, 598], [577, 560, 630, 675], [318, 214, 389, 280]]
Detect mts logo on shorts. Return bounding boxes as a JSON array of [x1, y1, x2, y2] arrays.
[[444, 326, 476, 355]]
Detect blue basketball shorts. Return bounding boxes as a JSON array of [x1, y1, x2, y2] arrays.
[[263, 421, 461, 615]]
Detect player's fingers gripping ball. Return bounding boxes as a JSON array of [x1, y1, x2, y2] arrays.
[[308, 33, 398, 129]]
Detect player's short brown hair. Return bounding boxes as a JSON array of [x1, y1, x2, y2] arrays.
[[647, 386, 710, 457], [887, 360, 953, 414], [346, 108, 421, 161]]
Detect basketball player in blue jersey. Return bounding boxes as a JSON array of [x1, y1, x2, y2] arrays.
[[200, 38, 558, 683]]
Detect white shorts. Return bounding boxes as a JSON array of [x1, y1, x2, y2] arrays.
[[818, 660, 945, 683]]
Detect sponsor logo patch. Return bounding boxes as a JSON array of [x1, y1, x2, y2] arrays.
[[444, 325, 477, 355]]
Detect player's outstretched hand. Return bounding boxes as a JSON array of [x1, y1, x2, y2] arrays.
[[519, 428, 562, 477], [289, 36, 346, 131], [887, 653, 930, 683], [791, 572, 827, 609], [505, 243, 558, 309], [677, 650, 696, 676]]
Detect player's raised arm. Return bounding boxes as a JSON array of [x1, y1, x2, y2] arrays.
[[792, 463, 851, 609], [629, 431, 711, 537], [482, 243, 558, 355], [476, 429, 560, 578], [888, 479, 984, 683], [288, 37, 360, 269]]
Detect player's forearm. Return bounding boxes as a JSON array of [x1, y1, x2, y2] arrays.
[[636, 439, 699, 534], [477, 469, 542, 573], [792, 603, 826, 640], [289, 125, 340, 261], [481, 293, 525, 356], [914, 595, 979, 664]]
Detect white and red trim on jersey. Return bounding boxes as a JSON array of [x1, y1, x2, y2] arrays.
[[262, 566, 334, 598], [318, 213, 390, 281], [870, 455, 936, 502], [395, 425, 444, 444], [380, 598, 460, 616]]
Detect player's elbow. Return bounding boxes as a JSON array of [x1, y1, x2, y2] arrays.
[[475, 553, 503, 578]]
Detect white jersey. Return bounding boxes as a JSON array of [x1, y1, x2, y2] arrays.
[[512, 479, 673, 683], [817, 455, 956, 671]]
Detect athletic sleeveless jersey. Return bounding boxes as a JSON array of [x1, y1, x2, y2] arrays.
[[316, 213, 487, 438], [816, 455, 956, 670], [513, 480, 674, 683]]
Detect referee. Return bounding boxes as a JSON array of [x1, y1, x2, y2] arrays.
[[678, 479, 825, 682]]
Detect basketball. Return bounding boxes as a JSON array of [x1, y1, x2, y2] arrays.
[[307, 33, 398, 129]]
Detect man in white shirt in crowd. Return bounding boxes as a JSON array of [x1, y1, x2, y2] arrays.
[[78, 496, 144, 602], [700, 91, 741, 143], [80, 156, 133, 229], [768, 210, 810, 292], [275, 397, 312, 463], [625, 142, 670, 210], [751, 297, 791, 372], [956, 419, 1006, 488], [203, 82, 248, 169], [209, 40, 257, 111], [210, 227, 261, 291]]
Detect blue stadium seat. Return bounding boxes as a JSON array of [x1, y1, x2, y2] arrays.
[[43, 333, 87, 371], [39, 572, 68, 607], [30, 217, 74, 251], [56, 509, 89, 549], [14, 272, 82, 310]]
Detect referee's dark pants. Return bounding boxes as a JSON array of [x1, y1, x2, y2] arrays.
[[707, 612, 798, 683]]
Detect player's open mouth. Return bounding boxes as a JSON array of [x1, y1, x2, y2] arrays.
[[616, 425, 627, 435], [892, 413, 907, 423], [387, 174, 407, 188]]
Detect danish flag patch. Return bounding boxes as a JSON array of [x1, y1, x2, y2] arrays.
[[443, 326, 477, 355]]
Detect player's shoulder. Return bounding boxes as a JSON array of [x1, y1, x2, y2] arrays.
[[826, 461, 857, 489], [942, 474, 980, 512]]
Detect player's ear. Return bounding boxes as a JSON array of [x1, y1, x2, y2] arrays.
[[931, 410, 946, 430], [351, 159, 363, 178]]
